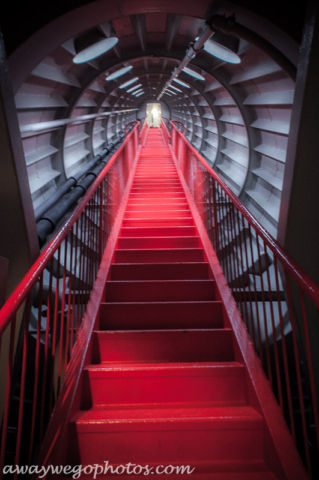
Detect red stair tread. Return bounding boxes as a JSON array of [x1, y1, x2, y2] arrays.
[[58, 460, 279, 480], [86, 360, 243, 374], [73, 405, 262, 428]]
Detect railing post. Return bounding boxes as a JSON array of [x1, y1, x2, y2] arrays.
[[211, 178, 219, 257], [99, 183, 104, 261]]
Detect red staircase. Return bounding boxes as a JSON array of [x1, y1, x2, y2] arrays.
[[58, 129, 305, 479]]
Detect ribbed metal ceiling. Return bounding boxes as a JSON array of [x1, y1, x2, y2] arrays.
[[5, 0, 300, 239]]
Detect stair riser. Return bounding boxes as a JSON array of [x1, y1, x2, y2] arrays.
[[92, 330, 234, 363], [110, 262, 209, 280], [129, 193, 186, 199], [104, 280, 215, 302], [119, 227, 197, 238], [125, 208, 191, 215], [121, 219, 194, 227], [117, 237, 200, 249], [131, 187, 185, 195], [133, 178, 180, 182], [74, 428, 263, 465], [134, 169, 177, 173], [84, 370, 245, 407], [125, 206, 189, 212], [124, 212, 192, 221], [99, 301, 223, 330], [114, 249, 204, 263]]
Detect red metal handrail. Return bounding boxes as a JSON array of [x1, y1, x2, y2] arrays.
[[160, 118, 170, 145], [0, 124, 140, 477], [140, 118, 148, 146], [169, 123, 319, 306], [124, 119, 140, 135], [170, 120, 185, 134], [169, 121, 319, 476]]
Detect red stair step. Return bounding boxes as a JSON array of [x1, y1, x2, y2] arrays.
[[129, 192, 187, 199], [122, 218, 194, 227], [83, 363, 246, 407], [126, 204, 189, 211], [114, 248, 204, 263], [92, 330, 234, 364], [110, 262, 209, 280], [72, 406, 263, 465], [59, 463, 279, 480], [104, 279, 215, 302], [119, 226, 197, 237], [99, 301, 224, 330], [117, 236, 200, 249]]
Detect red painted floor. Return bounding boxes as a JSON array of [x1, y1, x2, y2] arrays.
[[66, 129, 282, 479]]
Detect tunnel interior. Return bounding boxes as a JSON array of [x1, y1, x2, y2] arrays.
[[3, 0, 303, 240]]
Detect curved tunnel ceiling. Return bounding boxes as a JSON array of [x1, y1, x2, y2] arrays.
[[4, 0, 301, 239]]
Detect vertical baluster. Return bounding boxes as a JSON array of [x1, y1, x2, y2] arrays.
[[48, 246, 61, 414], [0, 317, 16, 474], [241, 216, 256, 347], [248, 226, 264, 364], [221, 191, 233, 285], [285, 274, 311, 473], [211, 179, 219, 257], [207, 176, 213, 244], [233, 207, 248, 323], [64, 231, 73, 369], [99, 184, 104, 263], [256, 239, 273, 388], [13, 296, 32, 479], [28, 274, 43, 463], [299, 289, 319, 453], [227, 202, 241, 315], [264, 243, 284, 409], [39, 260, 53, 440], [273, 257, 295, 440], [57, 240, 67, 393]]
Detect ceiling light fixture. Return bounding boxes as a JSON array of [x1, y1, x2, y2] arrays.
[[106, 65, 133, 81], [127, 84, 142, 93], [182, 66, 205, 81], [166, 89, 177, 95], [169, 85, 182, 92], [135, 92, 144, 97], [119, 77, 139, 89], [173, 78, 190, 88], [73, 31, 118, 64], [163, 92, 172, 96], [133, 89, 143, 95], [203, 32, 241, 64]]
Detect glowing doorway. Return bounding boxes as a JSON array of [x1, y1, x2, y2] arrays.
[[146, 103, 162, 128]]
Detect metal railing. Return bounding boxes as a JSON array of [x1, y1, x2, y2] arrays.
[[160, 118, 170, 146], [140, 118, 149, 146], [0, 124, 140, 478], [169, 122, 319, 477]]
